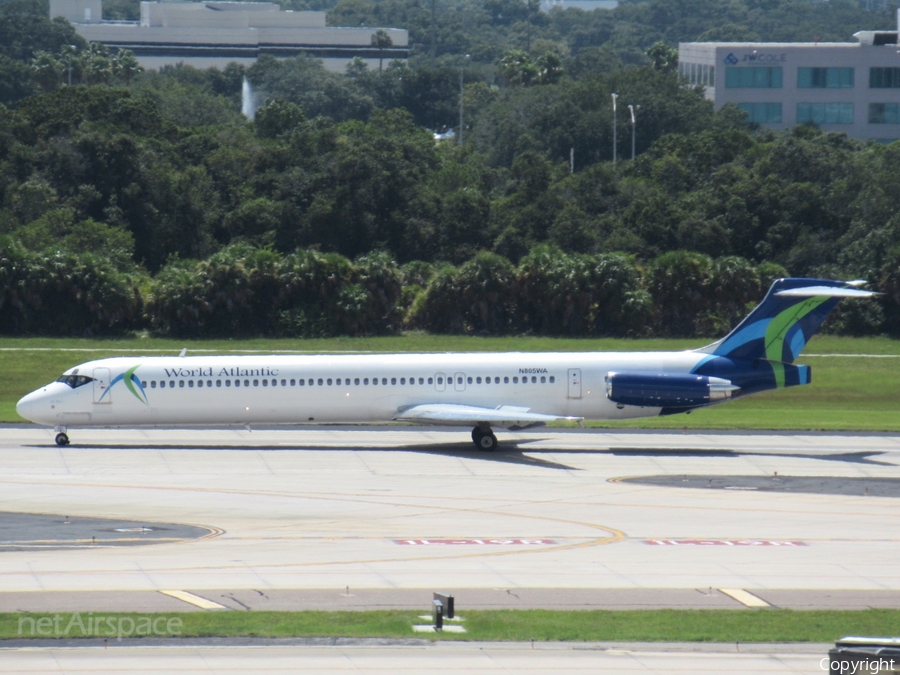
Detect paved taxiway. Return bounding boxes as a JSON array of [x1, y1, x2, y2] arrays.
[[0, 641, 832, 674], [0, 426, 898, 601]]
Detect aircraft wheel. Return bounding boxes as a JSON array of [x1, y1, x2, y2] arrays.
[[477, 432, 498, 452], [55, 433, 70, 447], [471, 427, 483, 445]]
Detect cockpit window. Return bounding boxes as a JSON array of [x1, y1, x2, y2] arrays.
[[57, 375, 93, 389]]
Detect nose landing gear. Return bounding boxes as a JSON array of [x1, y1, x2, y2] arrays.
[[54, 426, 70, 446], [471, 426, 498, 451]]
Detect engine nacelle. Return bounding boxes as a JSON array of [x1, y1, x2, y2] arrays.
[[606, 371, 740, 408]]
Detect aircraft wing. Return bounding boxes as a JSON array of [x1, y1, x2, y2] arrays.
[[393, 404, 582, 430]]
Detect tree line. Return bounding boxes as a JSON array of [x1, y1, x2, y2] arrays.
[[2, 238, 894, 338], [1, 0, 899, 338]]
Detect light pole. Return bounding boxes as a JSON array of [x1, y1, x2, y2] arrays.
[[459, 54, 470, 146], [611, 93, 618, 163], [65, 44, 77, 86], [628, 104, 640, 160]]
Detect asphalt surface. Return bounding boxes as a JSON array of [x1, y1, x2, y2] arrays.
[[619, 474, 900, 497], [0, 512, 217, 552]]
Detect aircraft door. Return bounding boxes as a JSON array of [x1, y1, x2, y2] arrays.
[[567, 368, 582, 399], [435, 372, 446, 392], [93, 368, 111, 403], [454, 372, 466, 392]]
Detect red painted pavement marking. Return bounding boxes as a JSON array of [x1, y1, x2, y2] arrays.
[[643, 539, 807, 546], [394, 539, 557, 546]]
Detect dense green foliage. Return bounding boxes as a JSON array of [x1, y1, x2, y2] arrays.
[[1, 0, 899, 338], [326, 0, 899, 64]]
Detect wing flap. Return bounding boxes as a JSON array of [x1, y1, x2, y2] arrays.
[[393, 403, 582, 429]]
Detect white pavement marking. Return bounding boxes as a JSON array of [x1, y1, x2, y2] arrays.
[[158, 590, 227, 611], [412, 625, 467, 632], [720, 588, 772, 608]]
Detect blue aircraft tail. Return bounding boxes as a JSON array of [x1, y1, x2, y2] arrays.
[[697, 277, 876, 365]]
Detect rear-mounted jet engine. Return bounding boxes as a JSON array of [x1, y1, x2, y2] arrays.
[[605, 371, 740, 408]]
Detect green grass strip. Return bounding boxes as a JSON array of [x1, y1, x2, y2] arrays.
[[2, 609, 900, 643]]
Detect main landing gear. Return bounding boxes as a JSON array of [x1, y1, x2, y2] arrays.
[[54, 426, 70, 446], [471, 426, 498, 452]]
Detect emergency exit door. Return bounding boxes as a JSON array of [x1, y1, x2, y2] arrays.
[[93, 368, 111, 403], [567, 368, 582, 399]]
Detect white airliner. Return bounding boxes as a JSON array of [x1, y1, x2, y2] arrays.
[[16, 278, 876, 450]]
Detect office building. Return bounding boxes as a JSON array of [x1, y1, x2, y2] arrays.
[[50, 0, 408, 72], [678, 10, 900, 141]]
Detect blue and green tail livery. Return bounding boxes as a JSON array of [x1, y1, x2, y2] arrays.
[[692, 278, 876, 395]]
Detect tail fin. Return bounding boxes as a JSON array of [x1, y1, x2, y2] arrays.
[[697, 278, 877, 364]]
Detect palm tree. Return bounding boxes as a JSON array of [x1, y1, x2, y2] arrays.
[[370, 30, 393, 72], [113, 50, 143, 84], [83, 42, 113, 85], [30, 52, 64, 92]]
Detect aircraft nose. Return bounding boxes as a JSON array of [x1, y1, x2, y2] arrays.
[[16, 389, 50, 423]]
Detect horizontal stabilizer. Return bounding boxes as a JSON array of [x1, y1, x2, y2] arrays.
[[394, 403, 582, 429], [774, 286, 879, 298]]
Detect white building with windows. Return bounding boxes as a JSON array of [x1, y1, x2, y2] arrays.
[[50, 0, 408, 72], [678, 10, 900, 141]]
